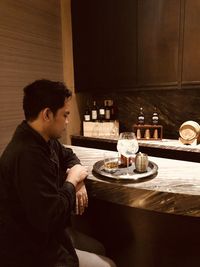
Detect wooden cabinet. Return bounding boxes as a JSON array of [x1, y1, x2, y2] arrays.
[[71, 0, 200, 92], [182, 0, 200, 87], [71, 0, 137, 92], [138, 0, 180, 87]]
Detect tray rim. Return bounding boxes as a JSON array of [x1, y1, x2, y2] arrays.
[[92, 159, 158, 181]]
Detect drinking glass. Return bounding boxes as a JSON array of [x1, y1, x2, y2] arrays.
[[117, 132, 139, 175]]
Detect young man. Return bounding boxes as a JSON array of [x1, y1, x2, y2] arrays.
[[0, 80, 116, 267]]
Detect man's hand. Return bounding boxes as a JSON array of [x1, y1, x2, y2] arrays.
[[66, 164, 88, 188], [75, 182, 88, 215]]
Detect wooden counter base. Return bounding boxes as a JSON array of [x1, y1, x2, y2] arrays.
[[72, 199, 200, 267]]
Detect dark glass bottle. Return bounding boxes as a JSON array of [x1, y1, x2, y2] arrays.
[[138, 107, 145, 125], [110, 100, 117, 120], [98, 101, 105, 122], [91, 101, 98, 121], [152, 106, 159, 125], [105, 100, 111, 121], [84, 105, 91, 121]]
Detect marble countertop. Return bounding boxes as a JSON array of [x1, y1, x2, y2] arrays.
[[138, 138, 200, 153], [71, 135, 200, 153], [67, 145, 200, 217]]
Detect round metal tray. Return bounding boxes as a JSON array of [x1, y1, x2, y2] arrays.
[[92, 159, 158, 182]]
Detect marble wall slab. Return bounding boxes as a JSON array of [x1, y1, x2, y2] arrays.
[[79, 88, 200, 139]]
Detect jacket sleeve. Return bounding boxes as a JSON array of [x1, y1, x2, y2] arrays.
[[54, 140, 81, 170], [15, 147, 76, 234]]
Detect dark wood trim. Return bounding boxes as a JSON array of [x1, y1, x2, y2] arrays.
[[181, 81, 200, 85], [178, 0, 186, 88]]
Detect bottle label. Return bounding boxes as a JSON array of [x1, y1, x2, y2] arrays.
[[92, 110, 97, 120], [138, 116, 144, 124], [84, 114, 90, 121], [152, 115, 158, 124], [138, 116, 144, 120], [99, 108, 105, 115], [105, 110, 111, 120], [152, 116, 158, 120]]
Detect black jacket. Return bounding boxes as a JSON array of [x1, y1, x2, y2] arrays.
[[0, 121, 80, 267]]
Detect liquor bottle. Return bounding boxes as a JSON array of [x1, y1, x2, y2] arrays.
[[83, 104, 91, 121], [138, 107, 145, 125], [91, 101, 98, 121], [152, 106, 159, 125], [105, 100, 111, 121], [110, 100, 118, 120], [98, 101, 105, 122]]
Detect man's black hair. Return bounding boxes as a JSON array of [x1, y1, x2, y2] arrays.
[[23, 79, 72, 121]]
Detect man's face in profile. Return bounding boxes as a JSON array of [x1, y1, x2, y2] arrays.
[[47, 99, 70, 139]]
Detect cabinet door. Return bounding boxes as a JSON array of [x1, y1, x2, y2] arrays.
[[71, 0, 137, 92], [182, 0, 200, 86], [138, 0, 180, 88]]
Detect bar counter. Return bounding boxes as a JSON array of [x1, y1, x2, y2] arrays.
[[68, 145, 200, 267], [68, 145, 200, 217], [71, 135, 200, 162]]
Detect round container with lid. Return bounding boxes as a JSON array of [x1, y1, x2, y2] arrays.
[[179, 120, 200, 144]]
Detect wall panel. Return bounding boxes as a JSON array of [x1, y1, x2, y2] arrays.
[[0, 0, 63, 154], [182, 0, 200, 85]]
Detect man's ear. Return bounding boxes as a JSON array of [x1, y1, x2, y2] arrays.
[[42, 108, 52, 121]]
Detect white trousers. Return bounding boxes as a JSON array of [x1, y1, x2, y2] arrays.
[[67, 227, 117, 267], [76, 249, 117, 267]]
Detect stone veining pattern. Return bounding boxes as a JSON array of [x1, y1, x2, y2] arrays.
[[67, 145, 200, 217]]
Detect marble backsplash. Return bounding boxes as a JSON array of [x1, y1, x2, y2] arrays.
[[79, 88, 200, 139]]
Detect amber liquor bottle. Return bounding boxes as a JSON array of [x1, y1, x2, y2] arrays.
[[91, 101, 98, 121], [138, 107, 145, 125]]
